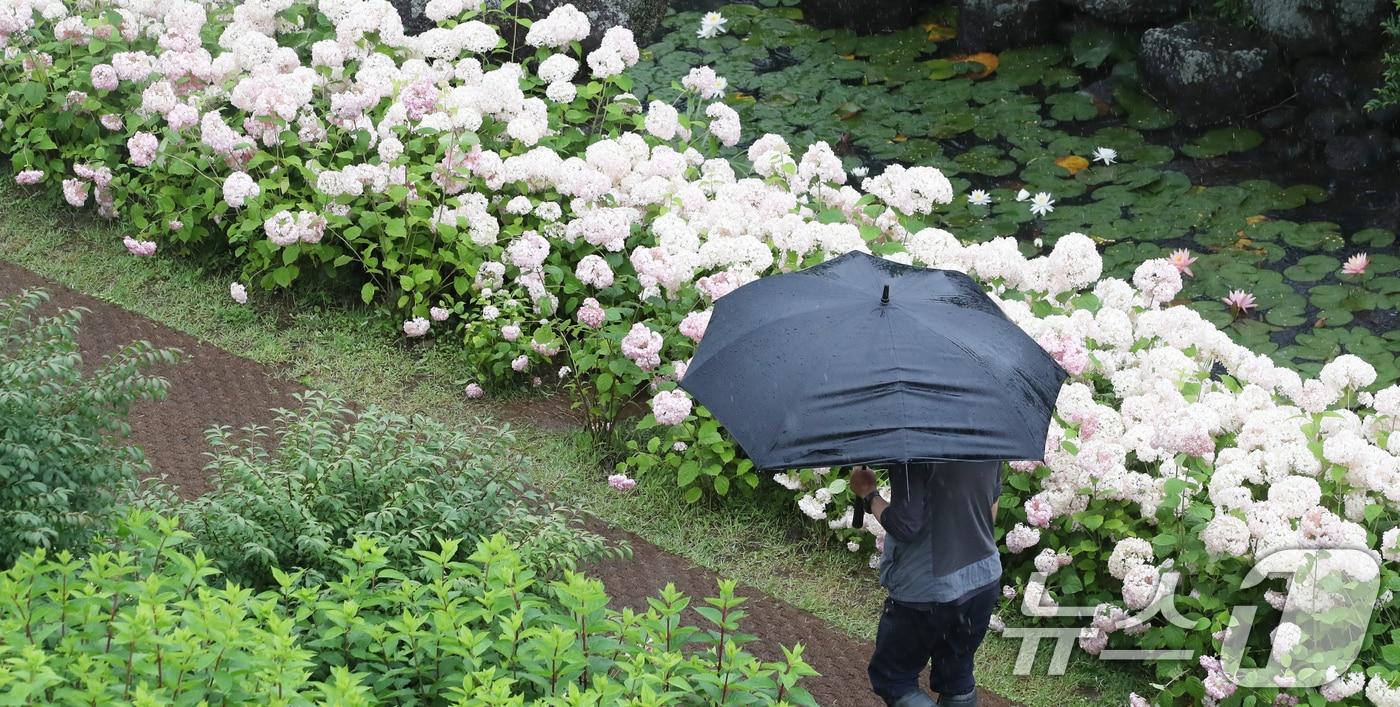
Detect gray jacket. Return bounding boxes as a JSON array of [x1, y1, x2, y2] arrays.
[[878, 460, 1003, 605]]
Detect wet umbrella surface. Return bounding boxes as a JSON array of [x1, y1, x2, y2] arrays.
[[681, 251, 1068, 473]]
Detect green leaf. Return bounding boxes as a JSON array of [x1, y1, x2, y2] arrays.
[[712, 475, 730, 496], [677, 461, 700, 487], [360, 282, 377, 304], [1181, 128, 1263, 159]]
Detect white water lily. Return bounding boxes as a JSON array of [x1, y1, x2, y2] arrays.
[[968, 189, 992, 206], [1092, 146, 1118, 166], [1015, 188, 1031, 202], [1029, 192, 1055, 217], [697, 11, 727, 39]]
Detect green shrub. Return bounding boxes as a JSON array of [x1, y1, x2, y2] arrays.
[[0, 289, 177, 566], [1368, 4, 1400, 111], [140, 391, 618, 587], [0, 511, 819, 705]]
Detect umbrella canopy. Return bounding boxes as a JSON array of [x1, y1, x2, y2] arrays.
[[680, 251, 1067, 471]]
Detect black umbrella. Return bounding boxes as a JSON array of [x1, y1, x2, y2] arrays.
[[680, 251, 1067, 525]]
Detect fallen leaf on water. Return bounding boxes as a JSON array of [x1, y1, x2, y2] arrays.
[[950, 52, 999, 79], [1245, 215, 1269, 226], [839, 53, 855, 60], [891, 134, 909, 143], [1055, 155, 1090, 175]]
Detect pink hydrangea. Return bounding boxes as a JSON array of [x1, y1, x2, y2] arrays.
[[229, 282, 248, 304], [575, 254, 615, 288], [506, 231, 550, 271], [679, 309, 712, 343], [578, 297, 606, 328], [501, 324, 521, 341], [706, 103, 741, 147], [122, 236, 157, 257], [166, 103, 198, 131], [1037, 333, 1089, 376], [127, 132, 159, 167], [465, 383, 485, 399], [621, 323, 664, 371], [100, 114, 123, 131], [62, 178, 89, 207], [264, 211, 300, 247], [650, 389, 693, 425], [1132, 258, 1182, 306], [403, 317, 430, 337], [511, 355, 529, 372], [222, 172, 260, 208], [90, 64, 118, 91], [645, 101, 681, 141], [14, 170, 43, 185], [399, 79, 440, 121], [608, 473, 637, 492], [696, 272, 742, 300], [1005, 523, 1041, 553], [1120, 565, 1160, 610], [430, 306, 450, 322], [682, 66, 728, 99], [1024, 496, 1054, 528]]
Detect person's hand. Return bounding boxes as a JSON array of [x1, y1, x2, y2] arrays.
[[849, 466, 877, 498]]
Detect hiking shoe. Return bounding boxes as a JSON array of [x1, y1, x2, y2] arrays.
[[892, 690, 938, 707], [938, 690, 978, 707]]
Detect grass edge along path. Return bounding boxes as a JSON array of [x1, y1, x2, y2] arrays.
[[0, 182, 1138, 706]]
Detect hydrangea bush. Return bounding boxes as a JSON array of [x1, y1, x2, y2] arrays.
[[5, 0, 1400, 703]]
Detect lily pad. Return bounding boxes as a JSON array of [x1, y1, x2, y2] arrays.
[[1265, 298, 1309, 328], [1353, 228, 1396, 248], [1113, 86, 1178, 130], [954, 145, 1018, 176], [1181, 128, 1264, 159], [1069, 26, 1122, 69], [1281, 222, 1346, 252], [1046, 92, 1099, 122], [1283, 255, 1341, 283]]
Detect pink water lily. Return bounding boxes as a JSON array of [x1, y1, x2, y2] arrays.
[[1168, 248, 1197, 277], [1342, 252, 1370, 276], [1222, 290, 1256, 316]]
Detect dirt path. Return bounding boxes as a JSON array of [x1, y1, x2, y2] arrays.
[[0, 261, 1019, 707]]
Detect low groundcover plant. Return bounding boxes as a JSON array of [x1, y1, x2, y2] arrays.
[[0, 510, 818, 704], [0, 288, 178, 566], [135, 390, 619, 587]]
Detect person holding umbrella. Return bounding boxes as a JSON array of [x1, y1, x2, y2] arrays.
[[681, 251, 1067, 707], [849, 461, 1002, 707]]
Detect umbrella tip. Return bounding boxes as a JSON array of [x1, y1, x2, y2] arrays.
[[881, 284, 890, 305]]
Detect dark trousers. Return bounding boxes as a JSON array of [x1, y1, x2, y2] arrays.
[[868, 583, 999, 705]]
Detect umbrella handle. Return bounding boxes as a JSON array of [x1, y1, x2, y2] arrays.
[[853, 499, 865, 529]]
